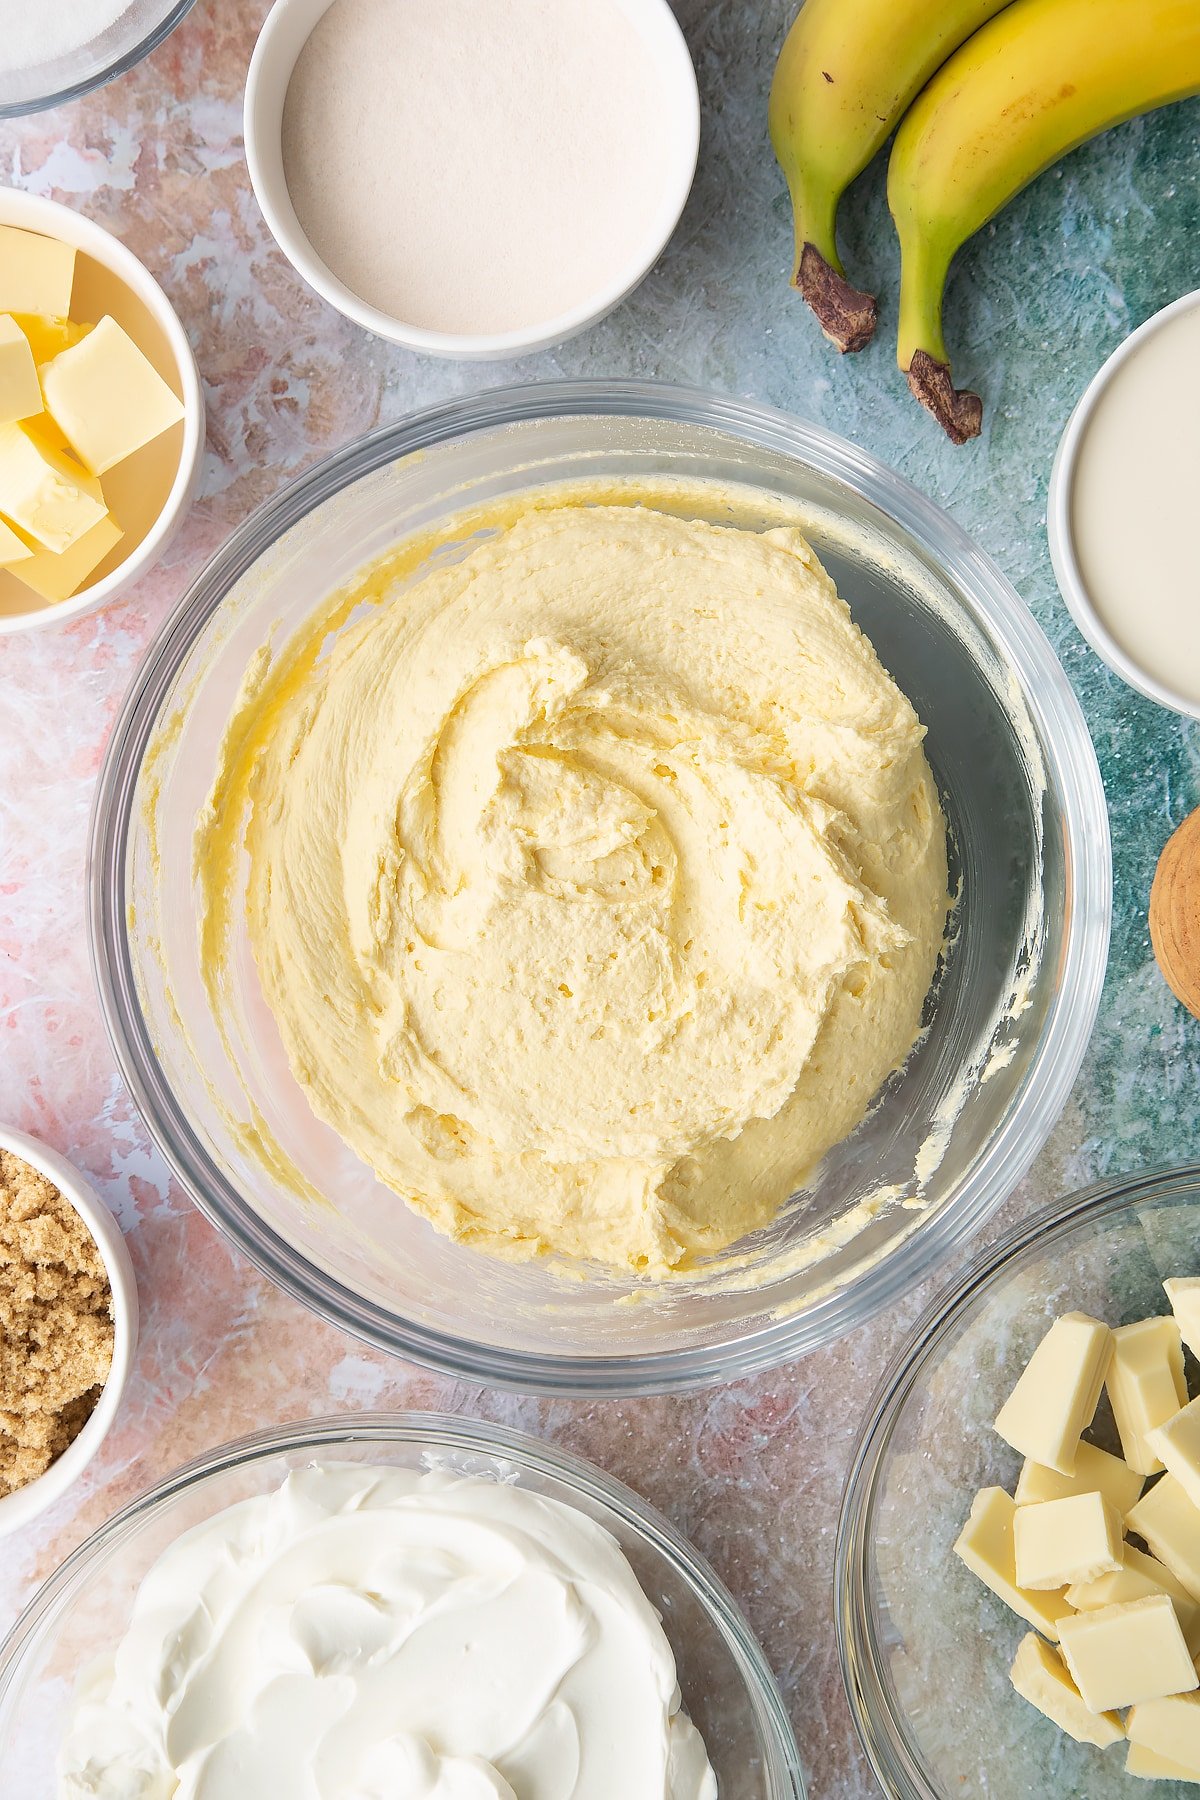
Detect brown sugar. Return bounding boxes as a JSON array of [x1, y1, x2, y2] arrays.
[[0, 1148, 114, 1497]]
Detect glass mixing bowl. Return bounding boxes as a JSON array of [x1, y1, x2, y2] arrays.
[[0, 0, 196, 117], [0, 1412, 806, 1796], [837, 1164, 1200, 1799], [88, 381, 1110, 1392]]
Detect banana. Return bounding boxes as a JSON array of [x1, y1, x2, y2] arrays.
[[768, 0, 1013, 352], [890, 0, 1200, 443]]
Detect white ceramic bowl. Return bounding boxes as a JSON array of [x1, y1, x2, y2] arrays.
[[0, 1126, 138, 1539], [1047, 289, 1200, 719], [0, 189, 205, 636], [244, 0, 701, 359]]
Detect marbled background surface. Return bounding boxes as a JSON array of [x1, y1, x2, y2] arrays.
[[0, 2, 1198, 1793]]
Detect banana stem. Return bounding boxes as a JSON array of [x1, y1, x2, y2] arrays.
[[784, 170, 878, 354], [896, 227, 982, 443]]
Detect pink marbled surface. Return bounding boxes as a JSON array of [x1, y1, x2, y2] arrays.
[[0, 3, 1128, 1795]]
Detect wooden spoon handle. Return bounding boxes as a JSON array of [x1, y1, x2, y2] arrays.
[[1150, 807, 1200, 1020]]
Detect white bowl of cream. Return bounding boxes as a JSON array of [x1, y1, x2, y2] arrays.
[[245, 0, 700, 360], [1048, 289, 1200, 719]]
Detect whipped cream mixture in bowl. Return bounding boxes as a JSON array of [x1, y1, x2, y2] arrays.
[[0, 1414, 805, 1796], [89, 382, 1109, 1392]]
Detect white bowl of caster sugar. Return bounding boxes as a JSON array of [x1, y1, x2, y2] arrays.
[[1048, 290, 1200, 720], [246, 0, 700, 359]]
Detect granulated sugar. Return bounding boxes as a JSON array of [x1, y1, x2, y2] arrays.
[[0, 0, 133, 73], [281, 0, 674, 337]]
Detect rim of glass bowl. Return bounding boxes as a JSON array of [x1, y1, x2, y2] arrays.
[[87, 378, 1112, 1395], [834, 1161, 1200, 1800], [0, 1410, 807, 1798], [0, 0, 197, 119]]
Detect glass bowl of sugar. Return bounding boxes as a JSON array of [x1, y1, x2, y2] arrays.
[[0, 0, 197, 117], [244, 0, 701, 358]]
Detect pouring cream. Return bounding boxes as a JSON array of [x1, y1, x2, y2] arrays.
[[58, 1465, 718, 1799]]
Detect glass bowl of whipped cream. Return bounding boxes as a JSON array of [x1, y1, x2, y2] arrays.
[[0, 1413, 805, 1796], [89, 381, 1110, 1393]]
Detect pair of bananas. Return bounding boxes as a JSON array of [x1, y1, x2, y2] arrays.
[[769, 0, 1200, 443]]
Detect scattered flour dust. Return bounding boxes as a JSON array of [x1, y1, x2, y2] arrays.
[[0, 0, 133, 71], [281, 0, 675, 336]]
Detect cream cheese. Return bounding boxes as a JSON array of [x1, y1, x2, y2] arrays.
[[58, 1465, 717, 1799], [197, 502, 948, 1278]]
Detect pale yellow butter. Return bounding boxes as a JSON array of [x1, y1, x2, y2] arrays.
[[0, 226, 75, 317], [0, 315, 42, 425], [41, 315, 184, 477], [1015, 1440, 1144, 1517], [1013, 1490, 1124, 1590], [10, 512, 123, 603], [994, 1312, 1113, 1475], [1128, 1475, 1200, 1600], [1165, 1279, 1200, 1363], [1058, 1595, 1198, 1712], [0, 419, 106, 552], [1068, 1545, 1200, 1656], [1009, 1631, 1124, 1748], [1108, 1317, 1188, 1475], [1127, 1740, 1200, 1782], [1149, 1398, 1200, 1513], [1128, 1692, 1200, 1774], [0, 516, 31, 564], [953, 1487, 1073, 1640], [10, 313, 90, 367]]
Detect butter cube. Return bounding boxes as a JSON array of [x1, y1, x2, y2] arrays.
[[1009, 1631, 1124, 1748], [0, 516, 31, 564], [1165, 1279, 1200, 1362], [1148, 1398, 1200, 1514], [1128, 1475, 1200, 1600], [1127, 1740, 1200, 1781], [9, 313, 90, 367], [0, 316, 41, 425], [1128, 1692, 1200, 1774], [1016, 1440, 1145, 1517], [953, 1487, 1073, 1640], [1014, 1491, 1124, 1589], [994, 1311, 1113, 1474], [1058, 1595, 1198, 1712], [41, 315, 184, 477], [10, 512, 123, 603], [0, 419, 106, 552], [1108, 1317, 1188, 1475], [0, 226, 76, 317], [1068, 1545, 1200, 1656]]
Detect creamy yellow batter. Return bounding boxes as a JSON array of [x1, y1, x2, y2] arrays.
[[201, 502, 948, 1277]]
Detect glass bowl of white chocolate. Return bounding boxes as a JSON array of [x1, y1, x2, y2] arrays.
[[0, 1413, 806, 1796], [838, 1163, 1200, 1797]]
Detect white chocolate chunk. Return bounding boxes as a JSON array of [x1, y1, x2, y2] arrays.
[[1058, 1595, 1198, 1713], [994, 1312, 1113, 1475], [1128, 1692, 1200, 1775], [1014, 1491, 1124, 1590], [1108, 1318, 1188, 1475], [1128, 1476, 1200, 1602], [1016, 1440, 1144, 1517], [1068, 1545, 1200, 1656], [1127, 1740, 1200, 1782], [1149, 1398, 1200, 1513], [1009, 1631, 1124, 1748], [1165, 1279, 1200, 1363], [953, 1488, 1072, 1640]]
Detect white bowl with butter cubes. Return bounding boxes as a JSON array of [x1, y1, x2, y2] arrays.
[[838, 1165, 1200, 1797], [0, 190, 204, 633]]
